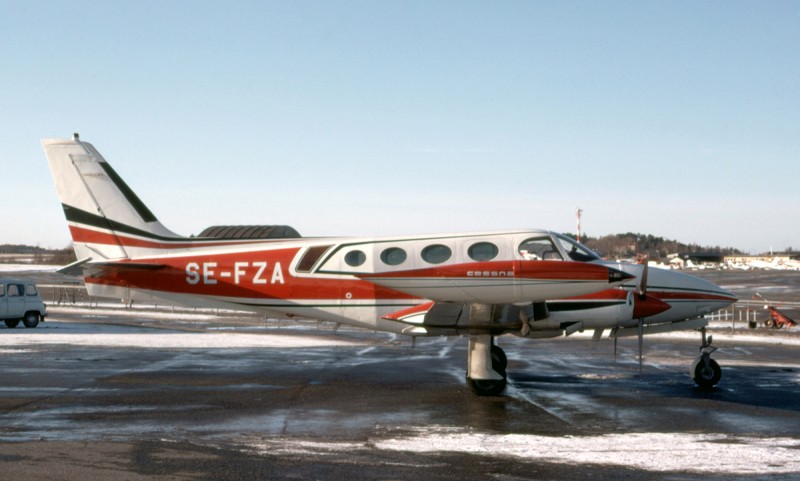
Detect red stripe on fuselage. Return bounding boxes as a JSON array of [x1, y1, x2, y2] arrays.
[[562, 288, 734, 303], [647, 290, 737, 302], [85, 247, 419, 302]]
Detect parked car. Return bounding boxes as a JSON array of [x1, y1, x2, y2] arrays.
[[0, 279, 47, 328]]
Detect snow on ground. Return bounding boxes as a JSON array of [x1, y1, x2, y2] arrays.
[[569, 326, 800, 346], [0, 332, 359, 349], [638, 329, 800, 347], [49, 305, 237, 322], [17, 302, 800, 351], [2, 317, 365, 349], [246, 427, 800, 475], [375, 429, 800, 475], [0, 264, 59, 272]]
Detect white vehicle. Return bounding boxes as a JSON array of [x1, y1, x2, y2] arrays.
[[0, 279, 47, 328]]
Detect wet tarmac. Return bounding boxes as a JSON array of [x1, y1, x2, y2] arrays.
[[1, 269, 800, 480]]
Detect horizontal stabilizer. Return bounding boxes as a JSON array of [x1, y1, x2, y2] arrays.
[[56, 257, 93, 276], [92, 261, 168, 270]]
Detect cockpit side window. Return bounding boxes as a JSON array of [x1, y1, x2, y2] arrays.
[[553, 234, 601, 262], [296, 245, 334, 272], [518, 237, 562, 260]]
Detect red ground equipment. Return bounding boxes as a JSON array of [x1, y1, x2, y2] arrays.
[[753, 293, 797, 329]]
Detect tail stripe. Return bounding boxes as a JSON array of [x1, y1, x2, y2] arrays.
[[45, 136, 292, 258], [98, 162, 158, 223], [64, 203, 289, 249], [64, 204, 172, 242]]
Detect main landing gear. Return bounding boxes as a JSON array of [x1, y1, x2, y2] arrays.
[[467, 334, 508, 396], [465, 327, 722, 395], [691, 327, 721, 389]]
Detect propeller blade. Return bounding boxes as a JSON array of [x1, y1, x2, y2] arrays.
[[637, 260, 649, 300], [637, 319, 644, 375], [610, 327, 619, 360]]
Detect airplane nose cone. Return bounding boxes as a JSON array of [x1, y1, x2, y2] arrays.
[[719, 289, 738, 304], [608, 268, 635, 284], [648, 268, 738, 320]]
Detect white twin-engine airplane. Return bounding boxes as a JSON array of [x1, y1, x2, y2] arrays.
[[43, 134, 736, 395]]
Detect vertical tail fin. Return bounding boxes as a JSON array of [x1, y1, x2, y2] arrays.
[[42, 134, 181, 260]]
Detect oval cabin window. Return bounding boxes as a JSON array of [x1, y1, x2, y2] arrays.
[[345, 250, 367, 267], [380, 247, 407, 266], [421, 244, 452, 264], [468, 242, 499, 261]]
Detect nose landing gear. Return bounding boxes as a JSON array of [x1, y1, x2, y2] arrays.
[[691, 327, 721, 388]]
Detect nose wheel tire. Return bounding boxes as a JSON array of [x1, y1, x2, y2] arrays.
[[692, 357, 721, 388]]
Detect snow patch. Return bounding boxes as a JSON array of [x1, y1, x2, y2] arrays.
[[246, 427, 800, 475], [2, 323, 366, 349]]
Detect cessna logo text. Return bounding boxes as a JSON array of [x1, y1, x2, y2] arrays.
[[467, 271, 514, 277]]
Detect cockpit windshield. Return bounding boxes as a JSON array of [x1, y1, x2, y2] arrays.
[[518, 236, 563, 260], [553, 233, 601, 262]]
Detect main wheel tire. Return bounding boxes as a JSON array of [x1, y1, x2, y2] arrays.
[[4, 319, 20, 329], [693, 357, 721, 388], [23, 312, 40, 328], [469, 377, 507, 396], [491, 345, 508, 373]]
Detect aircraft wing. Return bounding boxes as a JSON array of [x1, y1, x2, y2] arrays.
[[384, 301, 556, 337]]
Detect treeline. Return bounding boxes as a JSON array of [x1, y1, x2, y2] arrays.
[[0, 244, 77, 265], [0, 244, 45, 255], [566, 233, 746, 260]]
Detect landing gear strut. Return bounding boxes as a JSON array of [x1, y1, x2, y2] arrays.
[[691, 327, 721, 389], [467, 334, 507, 396]]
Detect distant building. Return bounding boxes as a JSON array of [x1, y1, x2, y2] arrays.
[[680, 252, 726, 264], [724, 254, 798, 264]]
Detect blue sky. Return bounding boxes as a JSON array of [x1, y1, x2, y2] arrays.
[[2, 1, 798, 254]]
